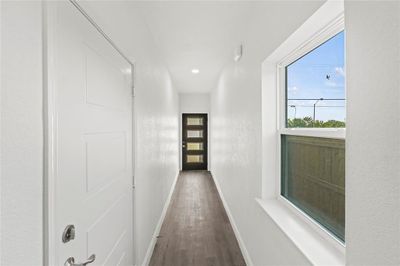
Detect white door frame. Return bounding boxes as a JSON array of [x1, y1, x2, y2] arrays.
[[43, 1, 136, 265]]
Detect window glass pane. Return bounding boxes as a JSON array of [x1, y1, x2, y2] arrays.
[[187, 117, 203, 126], [286, 31, 345, 128], [187, 155, 203, 163], [187, 130, 203, 138], [281, 135, 345, 242], [187, 142, 204, 151]]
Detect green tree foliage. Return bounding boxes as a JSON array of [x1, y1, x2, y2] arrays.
[[287, 117, 345, 128]]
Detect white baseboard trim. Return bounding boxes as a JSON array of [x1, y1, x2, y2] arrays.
[[140, 172, 180, 266], [211, 172, 254, 266]]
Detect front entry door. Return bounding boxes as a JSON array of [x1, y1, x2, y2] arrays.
[[182, 114, 208, 170], [49, 2, 133, 265]]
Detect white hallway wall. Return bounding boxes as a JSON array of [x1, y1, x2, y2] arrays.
[[179, 93, 210, 170], [1, 2, 44, 265], [180, 93, 210, 114], [345, 1, 400, 264], [1, 1, 180, 265], [210, 2, 323, 265], [211, 1, 400, 265]]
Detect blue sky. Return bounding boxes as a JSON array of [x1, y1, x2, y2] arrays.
[[287, 31, 345, 122]]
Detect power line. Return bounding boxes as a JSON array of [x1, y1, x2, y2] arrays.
[[287, 98, 345, 101], [289, 106, 345, 108]]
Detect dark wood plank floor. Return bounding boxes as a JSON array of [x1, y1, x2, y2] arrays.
[[149, 171, 246, 266]]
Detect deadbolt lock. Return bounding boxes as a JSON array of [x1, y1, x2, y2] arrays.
[[62, 224, 75, 243]]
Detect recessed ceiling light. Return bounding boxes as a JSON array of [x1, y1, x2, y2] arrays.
[[191, 69, 200, 74]]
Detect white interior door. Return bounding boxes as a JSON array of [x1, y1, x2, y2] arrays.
[[48, 2, 133, 265]]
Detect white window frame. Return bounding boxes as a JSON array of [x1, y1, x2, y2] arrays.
[[277, 17, 346, 249], [259, 2, 346, 262], [276, 16, 346, 249]]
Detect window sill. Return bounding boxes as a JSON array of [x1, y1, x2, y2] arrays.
[[280, 128, 345, 140], [256, 198, 345, 266]]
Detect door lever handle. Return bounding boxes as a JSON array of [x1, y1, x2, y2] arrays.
[[65, 254, 95, 266]]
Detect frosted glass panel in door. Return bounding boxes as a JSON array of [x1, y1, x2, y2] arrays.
[[187, 155, 204, 163], [187, 143, 204, 151], [187, 130, 203, 138], [187, 117, 203, 126]]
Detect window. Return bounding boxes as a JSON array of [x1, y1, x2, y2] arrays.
[[280, 31, 345, 242], [286, 32, 345, 128]]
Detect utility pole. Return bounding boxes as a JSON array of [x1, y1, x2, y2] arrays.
[[313, 98, 324, 122], [290, 105, 297, 119]]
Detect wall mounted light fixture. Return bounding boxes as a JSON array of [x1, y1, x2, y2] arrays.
[[234, 44, 243, 62]]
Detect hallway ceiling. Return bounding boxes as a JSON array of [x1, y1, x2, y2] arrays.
[[80, 1, 324, 93], [133, 1, 252, 93]]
